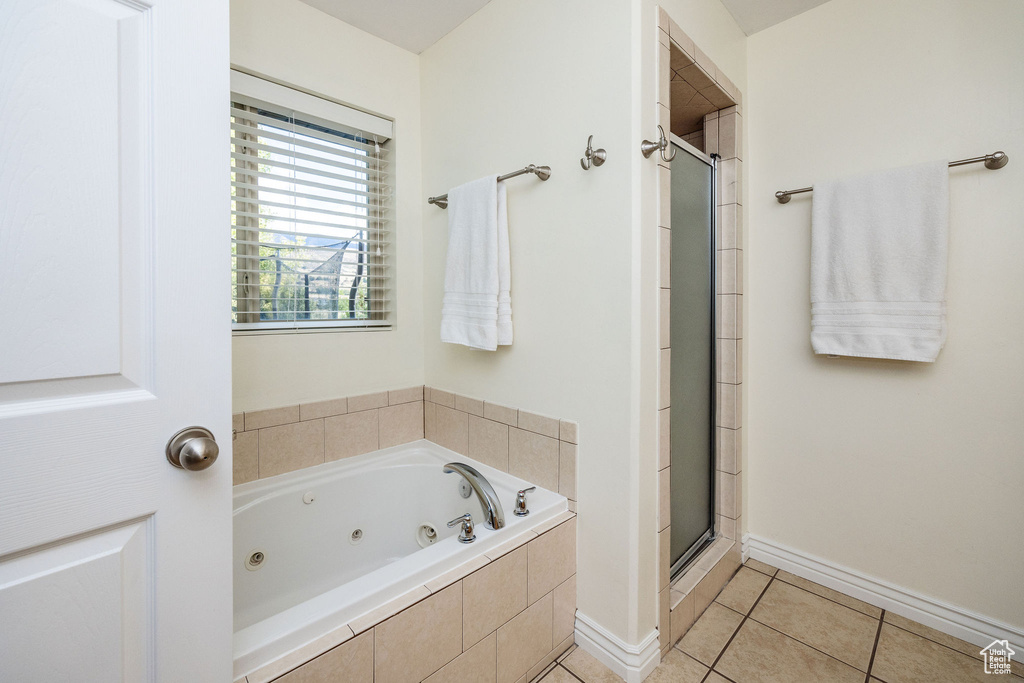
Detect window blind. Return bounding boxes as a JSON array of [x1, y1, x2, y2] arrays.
[[230, 73, 393, 331]]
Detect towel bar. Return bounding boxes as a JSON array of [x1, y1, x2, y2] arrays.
[[427, 164, 551, 209], [774, 151, 1008, 204]]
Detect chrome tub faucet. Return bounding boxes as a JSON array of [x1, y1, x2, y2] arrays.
[[443, 462, 506, 530]]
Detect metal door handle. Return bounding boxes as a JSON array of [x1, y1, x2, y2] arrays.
[[166, 427, 219, 471]]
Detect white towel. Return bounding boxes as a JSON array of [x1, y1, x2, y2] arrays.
[[810, 160, 949, 362], [440, 175, 513, 350]]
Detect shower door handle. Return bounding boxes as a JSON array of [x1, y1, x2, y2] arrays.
[[165, 426, 220, 471]]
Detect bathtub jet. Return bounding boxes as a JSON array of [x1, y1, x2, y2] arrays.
[[443, 462, 506, 530]]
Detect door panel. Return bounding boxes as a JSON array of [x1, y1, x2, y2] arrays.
[[0, 0, 231, 680], [668, 143, 716, 570]]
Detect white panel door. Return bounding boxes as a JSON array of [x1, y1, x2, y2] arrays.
[[0, 0, 231, 680]]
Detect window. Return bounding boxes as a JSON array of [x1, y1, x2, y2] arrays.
[[230, 71, 393, 331]]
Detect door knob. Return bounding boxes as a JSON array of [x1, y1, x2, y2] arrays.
[[166, 427, 219, 471]]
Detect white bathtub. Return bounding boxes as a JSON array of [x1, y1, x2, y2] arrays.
[[232, 439, 567, 678]]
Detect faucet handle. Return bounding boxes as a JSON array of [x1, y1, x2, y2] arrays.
[[513, 487, 536, 517], [447, 513, 476, 543]]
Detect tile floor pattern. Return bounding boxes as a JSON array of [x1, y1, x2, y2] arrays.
[[537, 559, 1024, 683]]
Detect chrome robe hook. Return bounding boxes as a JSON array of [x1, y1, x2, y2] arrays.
[[581, 135, 607, 170], [641, 125, 676, 162]]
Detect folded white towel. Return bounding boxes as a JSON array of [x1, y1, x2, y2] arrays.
[[440, 175, 513, 350], [810, 160, 949, 362]]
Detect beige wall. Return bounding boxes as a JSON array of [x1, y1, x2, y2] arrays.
[[746, 0, 1024, 630], [230, 0, 425, 412]]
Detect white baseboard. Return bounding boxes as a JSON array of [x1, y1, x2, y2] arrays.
[[574, 611, 661, 683], [743, 533, 1024, 653]]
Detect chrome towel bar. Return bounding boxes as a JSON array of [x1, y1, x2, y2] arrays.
[[427, 164, 552, 209], [775, 151, 1008, 204]]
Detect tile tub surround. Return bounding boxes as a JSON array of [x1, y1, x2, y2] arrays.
[[423, 387, 579, 503], [232, 387, 426, 484], [240, 515, 577, 683], [656, 8, 745, 661], [233, 386, 579, 506]]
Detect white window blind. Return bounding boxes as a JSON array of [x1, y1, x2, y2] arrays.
[[230, 72, 393, 331]]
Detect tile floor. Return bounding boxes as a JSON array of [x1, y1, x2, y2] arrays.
[[537, 559, 1023, 683]]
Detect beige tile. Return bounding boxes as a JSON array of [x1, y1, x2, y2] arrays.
[[233, 430, 258, 485], [232, 412, 245, 433], [348, 586, 430, 636], [527, 637, 571, 683], [558, 441, 576, 500], [259, 419, 324, 477], [872, 622, 994, 683], [718, 294, 741, 340], [750, 580, 878, 671], [717, 384, 740, 431], [658, 408, 670, 472], [424, 554, 490, 594], [423, 632, 495, 683], [485, 529, 538, 562], [716, 249, 738, 297], [468, 415, 509, 472], [695, 559, 733, 618], [379, 401, 423, 449], [659, 228, 670, 289], [518, 410, 560, 439], [562, 647, 624, 683], [434, 405, 469, 454], [553, 575, 576, 644], [248, 625, 356, 683], [677, 602, 743, 666], [718, 514, 737, 541], [463, 546, 528, 649], [496, 592, 553, 683], [273, 629, 370, 683], [717, 204, 733, 250], [324, 410, 379, 462], [718, 112, 738, 160], [658, 104, 670, 141], [659, 43, 671, 107], [424, 401, 436, 441], [430, 387, 456, 408], [528, 519, 576, 604], [715, 566, 770, 615], [718, 620, 863, 683], [717, 471, 737, 519], [347, 391, 388, 413], [717, 427, 739, 475], [658, 467, 670, 531], [658, 527, 670, 591], [883, 611, 983, 660], [719, 158, 740, 206], [509, 428, 559, 492], [373, 583, 463, 683], [704, 115, 720, 156], [716, 71, 741, 106], [647, 648, 708, 683], [484, 401, 518, 426], [245, 405, 299, 431], [537, 665, 576, 683], [659, 288, 670, 349], [659, 348, 671, 410], [677, 62, 715, 91], [299, 398, 348, 421], [556, 644, 577, 663], [455, 394, 484, 416], [532, 510, 575, 536], [670, 593, 697, 649], [777, 570, 882, 618], [558, 420, 578, 444], [388, 386, 422, 405], [704, 673, 730, 683], [743, 558, 777, 577], [659, 586, 671, 650]]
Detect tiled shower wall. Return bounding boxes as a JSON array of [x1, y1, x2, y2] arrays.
[[656, 6, 744, 660]]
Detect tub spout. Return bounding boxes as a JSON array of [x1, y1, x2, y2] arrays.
[[443, 462, 506, 530]]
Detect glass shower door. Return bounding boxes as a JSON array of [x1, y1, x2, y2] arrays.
[[669, 139, 716, 576]]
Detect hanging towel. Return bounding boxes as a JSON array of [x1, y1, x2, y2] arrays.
[[810, 160, 949, 362], [440, 175, 513, 350]]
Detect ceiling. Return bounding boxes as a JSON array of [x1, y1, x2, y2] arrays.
[[718, 0, 833, 35], [298, 0, 494, 54]]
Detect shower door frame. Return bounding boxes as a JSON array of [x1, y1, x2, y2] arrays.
[[667, 134, 718, 580]]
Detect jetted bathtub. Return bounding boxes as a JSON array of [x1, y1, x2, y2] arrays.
[[232, 439, 567, 679]]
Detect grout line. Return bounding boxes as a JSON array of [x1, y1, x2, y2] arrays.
[[882, 619, 991, 665], [773, 572, 880, 618], [555, 662, 587, 683], [865, 610, 885, 683], [706, 574, 775, 673], [746, 616, 872, 673]]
